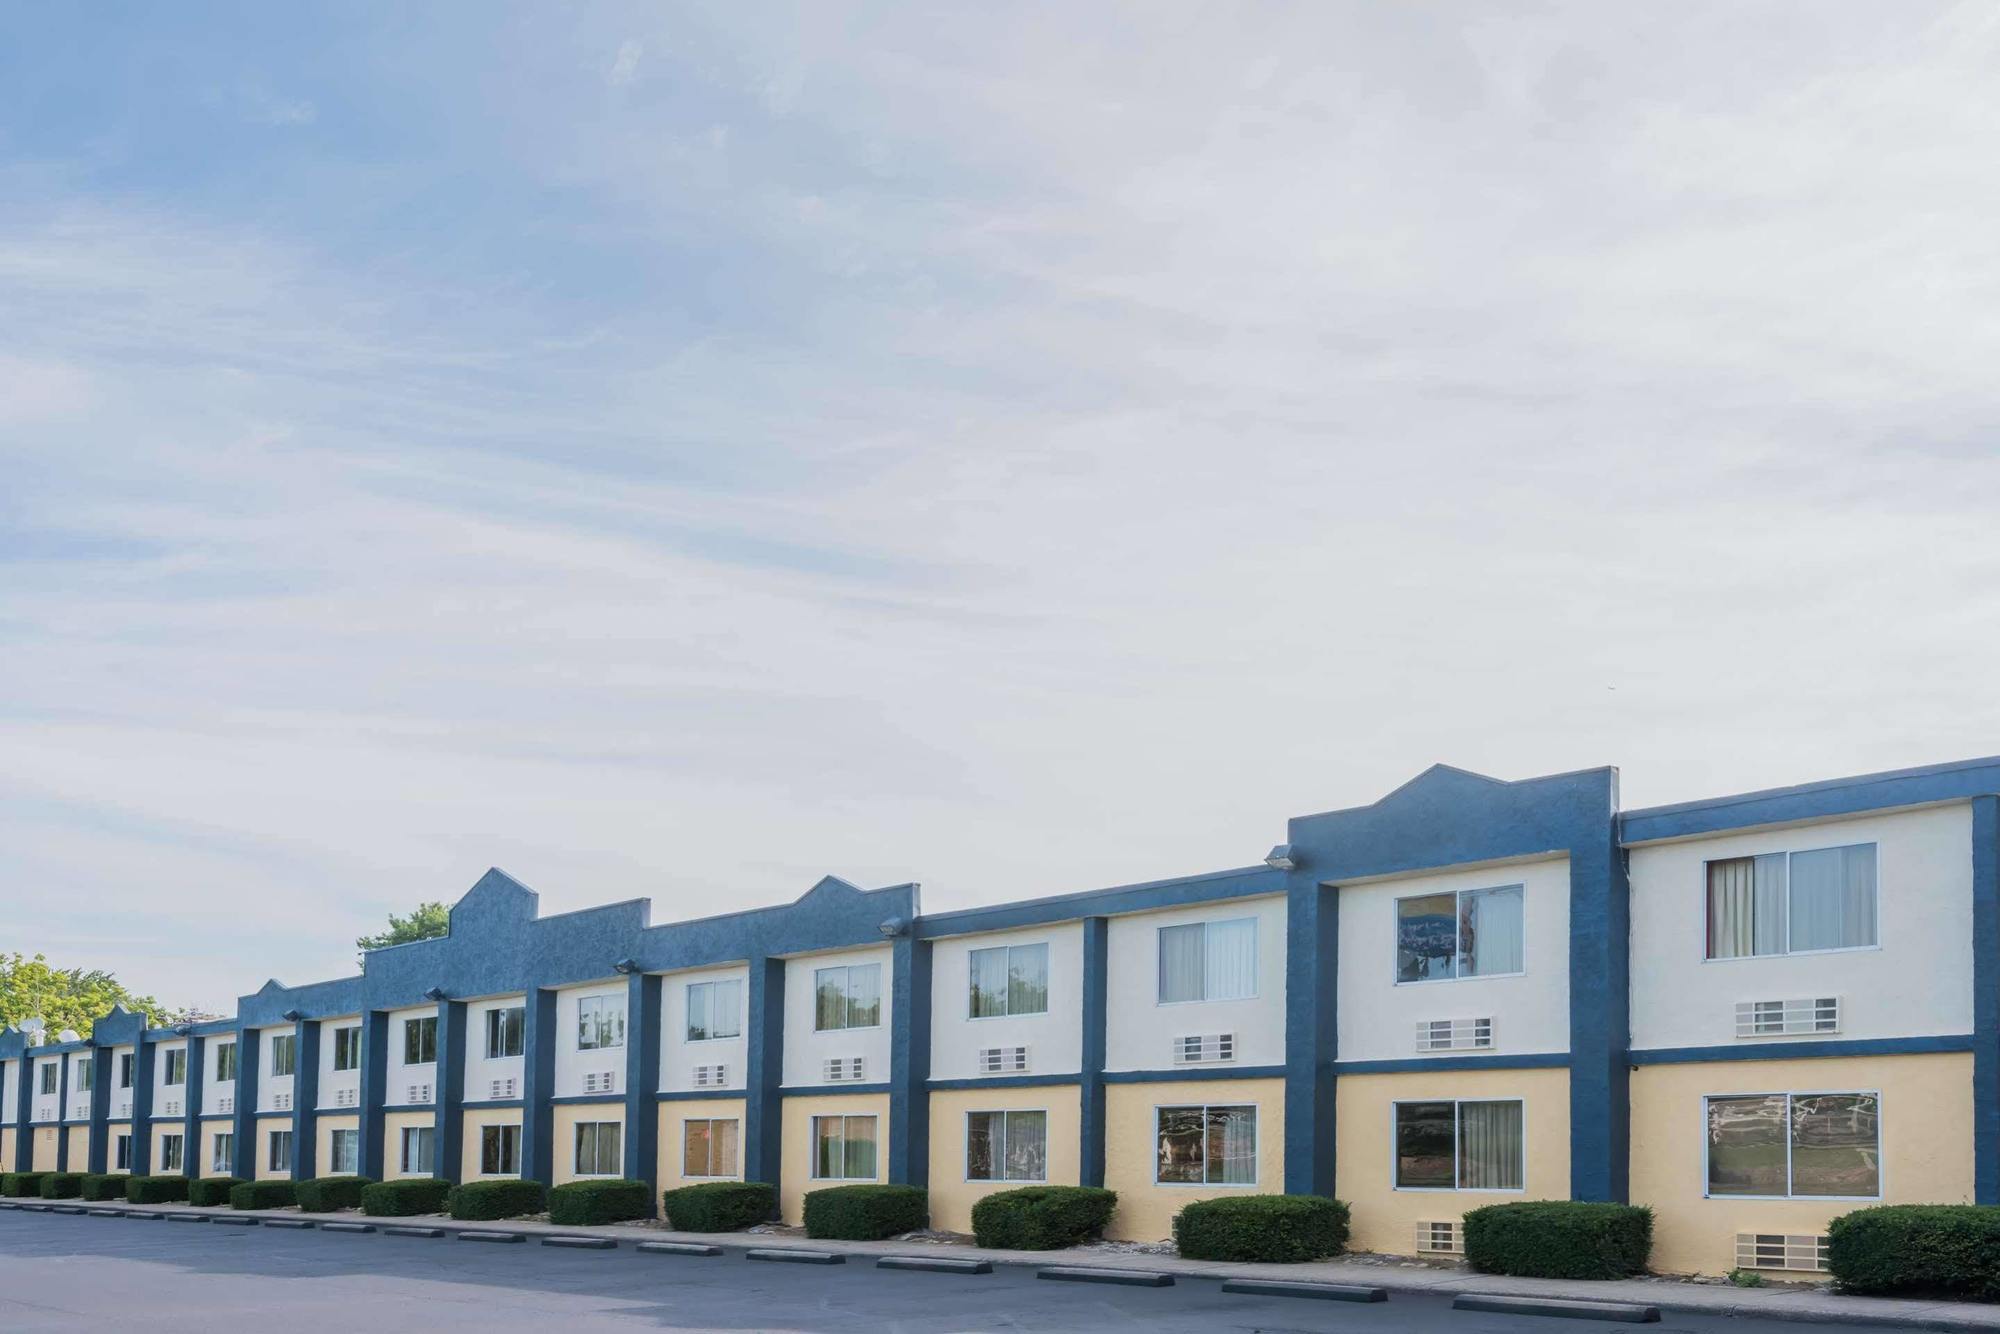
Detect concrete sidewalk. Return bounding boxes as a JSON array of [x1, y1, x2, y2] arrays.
[[10, 1198, 1998, 1330]]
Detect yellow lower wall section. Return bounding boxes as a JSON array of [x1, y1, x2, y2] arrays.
[[199, 1120, 234, 1177], [382, 1110, 435, 1180], [656, 1098, 748, 1196], [1102, 1077, 1286, 1243], [926, 1086, 1081, 1235], [255, 1115, 292, 1180], [551, 1103, 625, 1186], [779, 1092, 890, 1225], [461, 1107, 525, 1181], [31, 1126, 59, 1171], [316, 1114, 358, 1177], [1336, 1066, 1571, 1256], [66, 1126, 90, 1169], [1632, 1052, 1974, 1277], [108, 1125, 133, 1174], [0, 1128, 13, 1167]]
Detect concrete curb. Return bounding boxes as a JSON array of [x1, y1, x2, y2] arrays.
[[747, 1248, 844, 1265], [209, 1215, 259, 1227], [1454, 1293, 1661, 1323], [1221, 1278, 1386, 1302], [542, 1235, 616, 1250], [382, 1225, 443, 1238], [636, 1241, 720, 1257], [877, 1255, 992, 1275], [1037, 1266, 1173, 1288], [458, 1230, 526, 1243]]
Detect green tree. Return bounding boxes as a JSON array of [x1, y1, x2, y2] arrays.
[[0, 953, 168, 1038], [356, 901, 450, 959]]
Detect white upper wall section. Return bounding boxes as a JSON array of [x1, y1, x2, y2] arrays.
[[660, 965, 748, 1094], [67, 1050, 94, 1121], [316, 1015, 362, 1112], [1103, 894, 1288, 1072], [1336, 856, 1572, 1063], [201, 1035, 236, 1117], [256, 1025, 293, 1113], [152, 1039, 187, 1117], [109, 1044, 135, 1118], [386, 1004, 438, 1105], [1628, 802, 1974, 1050], [928, 921, 1083, 1082], [782, 945, 892, 1088], [30, 1054, 60, 1124], [0, 1058, 15, 1124], [553, 981, 627, 1098], [465, 994, 527, 1102]]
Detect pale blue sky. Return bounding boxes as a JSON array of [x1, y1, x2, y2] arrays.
[[4, 3, 2000, 1008]]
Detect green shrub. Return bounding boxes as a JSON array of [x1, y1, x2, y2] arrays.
[[548, 1179, 653, 1225], [230, 1180, 296, 1210], [295, 1175, 373, 1212], [1, 1172, 50, 1198], [659, 1181, 776, 1232], [125, 1175, 190, 1204], [39, 1172, 87, 1200], [972, 1186, 1117, 1250], [81, 1174, 126, 1201], [1172, 1194, 1349, 1262], [1462, 1201, 1653, 1280], [187, 1177, 245, 1206], [802, 1184, 928, 1241], [1827, 1205, 2000, 1299], [447, 1178, 548, 1221], [360, 1177, 452, 1217]]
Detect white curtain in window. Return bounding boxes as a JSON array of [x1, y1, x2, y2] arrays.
[[1158, 924, 1205, 1003], [1457, 1100, 1523, 1190], [1203, 919, 1258, 1000], [1209, 1106, 1258, 1184], [1789, 845, 1876, 952], [1708, 854, 1786, 957], [687, 983, 712, 1040], [1461, 887, 1524, 976], [969, 948, 1010, 1018], [1005, 1110, 1047, 1182]]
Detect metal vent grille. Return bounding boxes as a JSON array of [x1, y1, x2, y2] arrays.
[[403, 1084, 430, 1105], [693, 1064, 728, 1088], [218, 1096, 234, 1115], [823, 1057, 866, 1082], [1735, 1233, 1829, 1272], [1735, 998, 1840, 1039], [978, 1046, 1029, 1074], [488, 1077, 518, 1099], [333, 1088, 357, 1108], [161, 1099, 182, 1117], [1415, 1017, 1494, 1053], [1415, 1221, 1463, 1255], [582, 1071, 617, 1095], [1171, 1034, 1236, 1065], [274, 1092, 292, 1112]]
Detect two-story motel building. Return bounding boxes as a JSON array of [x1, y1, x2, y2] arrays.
[[4, 755, 1995, 1277]]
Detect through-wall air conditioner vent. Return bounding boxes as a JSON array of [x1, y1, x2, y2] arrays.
[[1170, 1034, 1236, 1065], [1416, 1017, 1494, 1053], [404, 1084, 431, 1105], [488, 1077, 518, 1100], [823, 1057, 865, 1083], [274, 1093, 292, 1112], [115, 1100, 132, 1118], [582, 1071, 617, 1095], [1735, 998, 1839, 1039], [978, 1046, 1030, 1075], [218, 1096, 234, 1115], [1415, 1221, 1463, 1255], [34, 1107, 54, 1122], [162, 1100, 182, 1117], [693, 1064, 728, 1088], [1735, 1233, 1829, 1273], [334, 1088, 357, 1108]]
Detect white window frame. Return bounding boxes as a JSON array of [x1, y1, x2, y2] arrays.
[[267, 1128, 293, 1173], [332, 1025, 362, 1072], [809, 1114, 879, 1181], [1155, 918, 1260, 1005], [160, 1132, 185, 1172], [1390, 1098, 1528, 1193], [479, 1122, 522, 1177], [1393, 885, 1527, 986], [485, 1006, 526, 1060], [684, 980, 743, 1043], [329, 1127, 360, 1175], [74, 1059, 93, 1093], [681, 1117, 740, 1180], [118, 1053, 135, 1090], [400, 1124, 435, 1175], [576, 995, 627, 1052], [114, 1132, 132, 1171], [573, 1120, 622, 1177], [403, 1016, 438, 1065], [1703, 843, 1881, 963], [1701, 1089, 1883, 1202], [212, 1132, 235, 1175], [214, 1041, 237, 1083], [967, 943, 1051, 1020], [1152, 1103, 1259, 1187], [812, 964, 883, 1033], [163, 1049, 187, 1086], [964, 1108, 1048, 1184], [37, 1063, 57, 1095]]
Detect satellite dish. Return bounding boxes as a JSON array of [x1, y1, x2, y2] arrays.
[[57, 1029, 81, 1044], [20, 1018, 46, 1046]]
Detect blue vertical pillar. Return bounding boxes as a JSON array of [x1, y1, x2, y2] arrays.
[[1284, 881, 1338, 1196], [622, 971, 661, 1191], [887, 933, 931, 1187], [130, 1041, 155, 1175], [1079, 917, 1108, 1188], [53, 1053, 70, 1172], [743, 956, 785, 1186], [230, 1030, 259, 1179], [520, 989, 557, 1184], [357, 1012, 389, 1180], [5, 1040, 28, 1171], [182, 1036, 204, 1178], [87, 1044, 111, 1173], [1973, 795, 1998, 1205], [293, 1017, 320, 1180], [1568, 809, 1631, 1202], [434, 1000, 466, 1182]]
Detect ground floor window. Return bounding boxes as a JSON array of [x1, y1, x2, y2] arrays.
[[481, 1123, 521, 1176], [160, 1133, 184, 1173], [574, 1121, 621, 1177], [268, 1129, 293, 1173], [114, 1132, 132, 1171], [811, 1114, 877, 1180], [1705, 1092, 1879, 1199], [966, 1109, 1047, 1182], [329, 1128, 359, 1175], [682, 1118, 739, 1179], [212, 1132, 235, 1175], [1155, 1105, 1257, 1185], [401, 1125, 435, 1175], [1394, 1100, 1524, 1191]]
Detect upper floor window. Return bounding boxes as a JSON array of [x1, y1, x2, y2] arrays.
[[813, 964, 881, 1032], [577, 995, 626, 1051], [1706, 1092, 1879, 1198], [332, 1025, 361, 1072], [1397, 885, 1524, 984], [74, 1061, 93, 1093], [686, 980, 742, 1042], [118, 1053, 135, 1089], [37, 1064, 57, 1095], [403, 1016, 437, 1065], [1394, 1099, 1524, 1190], [485, 1005, 525, 1059], [270, 1033, 297, 1077], [163, 1049, 187, 1086], [215, 1041, 237, 1082], [1707, 844, 1877, 960], [1157, 918, 1257, 1004], [969, 943, 1049, 1019]]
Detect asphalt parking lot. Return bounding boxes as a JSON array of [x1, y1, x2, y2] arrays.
[[0, 1210, 1940, 1333]]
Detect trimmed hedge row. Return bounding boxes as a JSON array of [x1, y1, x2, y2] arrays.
[[1463, 1201, 1652, 1280], [296, 1176, 373, 1212], [1828, 1205, 2000, 1299], [361, 1178, 452, 1217], [125, 1175, 190, 1204], [803, 1184, 927, 1241], [549, 1179, 653, 1225], [1173, 1195, 1349, 1262], [39, 1172, 87, 1200], [1, 1171, 50, 1198], [659, 1181, 775, 1232], [972, 1186, 1116, 1250], [231, 1180, 296, 1210], [188, 1177, 245, 1207], [447, 1179, 547, 1221], [81, 1173, 127, 1201]]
